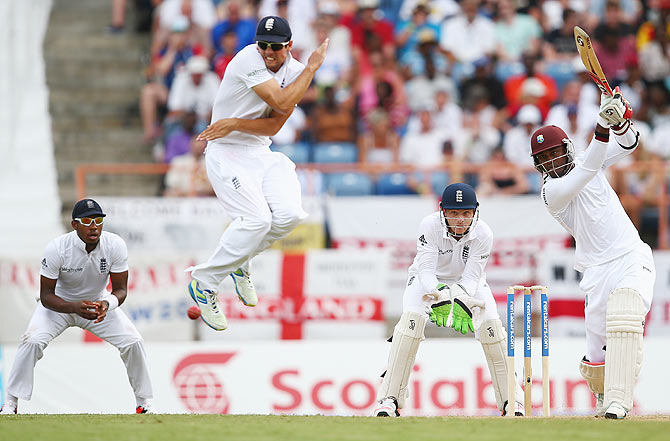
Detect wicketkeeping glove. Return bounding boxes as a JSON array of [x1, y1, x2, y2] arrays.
[[429, 283, 451, 327], [447, 284, 486, 335], [598, 87, 633, 127]]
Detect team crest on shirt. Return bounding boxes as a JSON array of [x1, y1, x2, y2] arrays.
[[100, 257, 108, 273], [462, 245, 470, 262], [537, 134, 545, 143]]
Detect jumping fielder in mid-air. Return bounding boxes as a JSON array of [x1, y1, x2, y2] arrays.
[[530, 88, 653, 419], [0, 199, 154, 415], [374, 183, 524, 417], [186, 16, 328, 331]]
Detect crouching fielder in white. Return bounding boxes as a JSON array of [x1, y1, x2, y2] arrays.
[[185, 16, 329, 331], [374, 184, 524, 417], [530, 88, 654, 419], [0, 199, 154, 415]]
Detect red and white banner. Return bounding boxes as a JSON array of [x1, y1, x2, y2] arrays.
[[3, 338, 669, 415]]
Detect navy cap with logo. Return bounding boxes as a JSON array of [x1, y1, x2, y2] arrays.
[[254, 16, 292, 43], [72, 198, 106, 219], [440, 183, 478, 210]]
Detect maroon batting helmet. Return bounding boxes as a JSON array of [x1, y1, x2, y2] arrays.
[[530, 125, 575, 177]]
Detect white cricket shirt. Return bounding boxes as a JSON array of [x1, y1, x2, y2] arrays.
[[407, 212, 493, 296], [541, 135, 642, 272], [208, 44, 306, 149], [40, 231, 129, 302]]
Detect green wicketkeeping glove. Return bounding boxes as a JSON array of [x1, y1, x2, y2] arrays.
[[429, 283, 451, 327], [448, 284, 486, 335]]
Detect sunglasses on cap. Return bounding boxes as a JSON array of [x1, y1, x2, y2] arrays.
[[257, 41, 289, 51], [74, 217, 104, 226]]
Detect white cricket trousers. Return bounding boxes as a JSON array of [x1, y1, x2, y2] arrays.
[[191, 145, 307, 291], [6, 302, 153, 402], [579, 242, 655, 363]]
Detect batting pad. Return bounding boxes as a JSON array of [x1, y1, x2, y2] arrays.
[[377, 311, 426, 409], [604, 288, 645, 412], [479, 319, 522, 412], [579, 357, 604, 395]]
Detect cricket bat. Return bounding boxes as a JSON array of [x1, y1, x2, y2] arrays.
[[574, 26, 614, 97]]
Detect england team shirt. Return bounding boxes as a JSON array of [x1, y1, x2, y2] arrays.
[[40, 231, 128, 302], [208, 44, 305, 149], [407, 212, 493, 296], [541, 148, 642, 272]]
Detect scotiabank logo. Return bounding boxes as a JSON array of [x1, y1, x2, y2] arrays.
[[173, 353, 235, 414]]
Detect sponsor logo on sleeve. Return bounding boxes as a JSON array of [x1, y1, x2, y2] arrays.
[[247, 68, 268, 77], [418, 235, 427, 247], [41, 258, 48, 269], [479, 253, 490, 260], [541, 187, 548, 206]]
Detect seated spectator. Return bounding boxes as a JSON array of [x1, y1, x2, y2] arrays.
[[399, 106, 449, 166], [405, 74, 456, 115], [503, 51, 558, 119], [399, 28, 449, 79], [439, 0, 496, 65], [163, 137, 214, 197], [494, 0, 542, 62], [589, 0, 640, 29], [166, 55, 220, 130], [140, 15, 199, 144], [396, 3, 441, 59], [398, 0, 460, 24], [503, 104, 541, 168], [477, 146, 530, 196], [452, 85, 501, 163], [155, 0, 217, 55], [593, 25, 638, 85], [359, 109, 400, 163], [211, 0, 256, 54], [212, 29, 238, 78], [638, 19, 670, 84], [162, 110, 198, 164], [543, 8, 581, 61], [545, 81, 594, 146], [406, 80, 461, 135], [272, 106, 307, 146], [311, 86, 356, 143], [459, 56, 506, 110], [341, 0, 396, 62], [357, 52, 409, 130]]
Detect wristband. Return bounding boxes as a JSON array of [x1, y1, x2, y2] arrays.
[[102, 294, 119, 311]]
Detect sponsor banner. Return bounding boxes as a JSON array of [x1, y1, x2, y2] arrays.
[[3, 338, 669, 415], [95, 196, 325, 253]]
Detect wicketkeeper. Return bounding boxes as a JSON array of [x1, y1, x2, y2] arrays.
[[374, 183, 524, 417], [530, 89, 653, 419]]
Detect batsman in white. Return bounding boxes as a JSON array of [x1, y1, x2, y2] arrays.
[[0, 199, 154, 415], [374, 183, 525, 417], [530, 88, 653, 419], [186, 16, 329, 331]]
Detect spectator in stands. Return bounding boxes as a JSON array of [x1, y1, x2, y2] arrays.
[[546, 81, 594, 147], [271, 105, 307, 146], [494, 0, 542, 62], [406, 80, 461, 135], [140, 15, 198, 144], [341, 0, 396, 62], [593, 5, 638, 85], [155, 0, 217, 55], [164, 137, 214, 197], [452, 85, 501, 163], [161, 110, 198, 164], [399, 28, 449, 80], [503, 104, 541, 168], [503, 51, 558, 120], [211, 0, 256, 54], [357, 51, 409, 130], [638, 19, 670, 84], [108, 0, 127, 33], [439, 0, 496, 67], [213, 29, 238, 78], [311, 85, 356, 143], [399, 106, 449, 166], [398, 0, 460, 23], [589, 0, 641, 28], [359, 109, 400, 163], [459, 56, 506, 110], [543, 8, 582, 61], [477, 146, 530, 196], [166, 55, 220, 132], [395, 3, 441, 59]]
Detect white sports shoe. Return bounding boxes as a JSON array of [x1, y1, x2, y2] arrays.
[[502, 400, 524, 416], [230, 268, 257, 306], [0, 403, 17, 415], [604, 402, 627, 419], [188, 280, 227, 331], [374, 397, 400, 417], [595, 394, 605, 417], [136, 404, 156, 414]]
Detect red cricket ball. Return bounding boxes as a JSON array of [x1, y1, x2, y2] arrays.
[[187, 306, 202, 320]]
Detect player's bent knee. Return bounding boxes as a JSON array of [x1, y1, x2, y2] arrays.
[[21, 332, 51, 348], [606, 288, 645, 334], [477, 319, 506, 344], [395, 311, 427, 339], [273, 208, 307, 230]]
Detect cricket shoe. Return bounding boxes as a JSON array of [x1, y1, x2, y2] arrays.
[[604, 402, 627, 419], [136, 405, 156, 414], [595, 394, 605, 417], [502, 400, 524, 417], [188, 280, 227, 331], [0, 403, 17, 415], [230, 268, 257, 306], [374, 397, 400, 417]]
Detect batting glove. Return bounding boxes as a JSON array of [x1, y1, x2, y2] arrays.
[[598, 87, 633, 127]]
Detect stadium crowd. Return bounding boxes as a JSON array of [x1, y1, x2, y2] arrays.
[[118, 0, 670, 242]]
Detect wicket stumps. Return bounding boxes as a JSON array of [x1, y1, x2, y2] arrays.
[[506, 285, 550, 417]]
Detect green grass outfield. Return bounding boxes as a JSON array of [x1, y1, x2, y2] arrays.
[[1, 414, 670, 441]]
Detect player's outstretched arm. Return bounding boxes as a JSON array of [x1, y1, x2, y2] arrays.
[[197, 108, 294, 141], [39, 275, 98, 320], [252, 39, 329, 114]]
